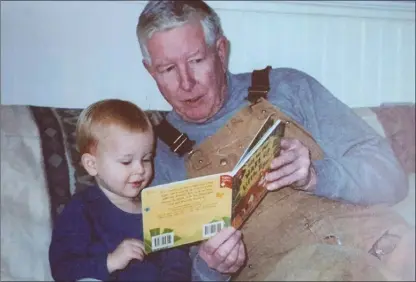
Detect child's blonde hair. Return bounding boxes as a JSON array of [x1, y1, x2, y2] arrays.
[[76, 99, 152, 155]]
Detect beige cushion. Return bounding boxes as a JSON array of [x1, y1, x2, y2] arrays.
[[392, 173, 415, 227], [352, 107, 386, 137], [0, 105, 53, 281]]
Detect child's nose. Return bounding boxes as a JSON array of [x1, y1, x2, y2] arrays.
[[133, 160, 145, 175]]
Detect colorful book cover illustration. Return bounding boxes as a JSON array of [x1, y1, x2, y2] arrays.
[[141, 116, 285, 253]]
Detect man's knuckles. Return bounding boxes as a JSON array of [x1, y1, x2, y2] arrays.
[[214, 249, 229, 262]]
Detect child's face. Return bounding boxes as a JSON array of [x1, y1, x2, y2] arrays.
[[86, 125, 154, 200]]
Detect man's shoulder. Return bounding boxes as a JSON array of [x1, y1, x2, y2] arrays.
[[232, 67, 313, 87], [233, 67, 310, 78]]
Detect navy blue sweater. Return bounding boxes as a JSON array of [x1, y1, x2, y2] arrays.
[[49, 186, 191, 281]]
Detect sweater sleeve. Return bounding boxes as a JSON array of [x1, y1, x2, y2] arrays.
[[270, 68, 408, 205], [189, 245, 230, 282], [49, 199, 110, 281]]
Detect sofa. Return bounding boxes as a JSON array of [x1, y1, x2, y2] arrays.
[[1, 102, 415, 281]]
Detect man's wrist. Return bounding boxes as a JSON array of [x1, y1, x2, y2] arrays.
[[294, 165, 317, 193], [303, 165, 317, 192]]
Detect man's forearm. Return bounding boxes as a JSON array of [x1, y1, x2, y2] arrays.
[[313, 138, 408, 205]]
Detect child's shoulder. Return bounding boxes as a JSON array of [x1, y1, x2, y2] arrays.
[[61, 185, 102, 213]]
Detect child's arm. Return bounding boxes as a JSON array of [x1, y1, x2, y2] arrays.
[[159, 246, 192, 281], [48, 198, 110, 281]]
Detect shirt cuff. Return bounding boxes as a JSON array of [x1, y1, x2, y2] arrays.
[[190, 245, 231, 281]]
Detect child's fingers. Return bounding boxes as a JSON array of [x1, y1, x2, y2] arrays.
[[131, 247, 145, 261], [137, 241, 145, 252], [128, 239, 146, 252]]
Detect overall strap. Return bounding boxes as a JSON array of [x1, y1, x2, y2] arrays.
[[247, 66, 272, 104], [153, 66, 273, 157], [153, 115, 195, 157]]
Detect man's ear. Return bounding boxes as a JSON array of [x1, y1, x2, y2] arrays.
[[143, 59, 154, 77], [81, 153, 98, 177], [216, 35, 229, 72]]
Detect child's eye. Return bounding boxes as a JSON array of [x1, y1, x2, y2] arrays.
[[121, 161, 131, 165], [143, 158, 152, 163]]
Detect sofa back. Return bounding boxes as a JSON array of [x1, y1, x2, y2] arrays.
[[2, 103, 415, 225]]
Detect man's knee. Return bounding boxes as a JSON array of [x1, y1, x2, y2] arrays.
[[264, 244, 390, 281]]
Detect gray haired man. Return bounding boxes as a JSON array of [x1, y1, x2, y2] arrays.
[[137, 1, 412, 281]]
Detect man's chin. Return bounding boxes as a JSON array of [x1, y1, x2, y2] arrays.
[[175, 108, 212, 124], [182, 112, 212, 124]]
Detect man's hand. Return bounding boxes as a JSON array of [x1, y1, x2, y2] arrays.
[[198, 227, 246, 274], [107, 238, 145, 274], [265, 138, 317, 192]]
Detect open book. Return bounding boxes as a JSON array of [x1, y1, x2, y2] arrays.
[[141, 116, 285, 253]]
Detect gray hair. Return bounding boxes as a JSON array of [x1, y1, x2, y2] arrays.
[[137, 0, 223, 64]]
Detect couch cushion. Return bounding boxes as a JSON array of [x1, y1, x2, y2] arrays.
[[392, 173, 415, 227], [372, 104, 415, 174], [352, 107, 386, 138], [1, 105, 53, 281]]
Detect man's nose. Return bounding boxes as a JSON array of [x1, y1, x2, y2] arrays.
[[178, 65, 195, 92]]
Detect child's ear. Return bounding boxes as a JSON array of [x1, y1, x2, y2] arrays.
[[81, 153, 98, 176]]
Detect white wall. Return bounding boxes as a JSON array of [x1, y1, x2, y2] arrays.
[[1, 1, 415, 110]]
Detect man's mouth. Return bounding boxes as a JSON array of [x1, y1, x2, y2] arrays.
[[184, 96, 203, 105]]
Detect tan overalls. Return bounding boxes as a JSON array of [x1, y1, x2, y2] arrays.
[[155, 67, 415, 281]]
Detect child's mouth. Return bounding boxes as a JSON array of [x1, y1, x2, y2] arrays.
[[130, 181, 143, 188]]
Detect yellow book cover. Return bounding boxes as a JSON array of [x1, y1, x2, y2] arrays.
[[142, 116, 285, 253]]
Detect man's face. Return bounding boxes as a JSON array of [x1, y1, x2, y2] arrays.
[[144, 21, 229, 123]]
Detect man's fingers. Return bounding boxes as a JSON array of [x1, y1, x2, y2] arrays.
[[224, 241, 246, 274], [266, 169, 300, 191], [232, 241, 246, 273], [203, 227, 239, 255], [212, 230, 241, 264], [266, 162, 298, 183], [201, 229, 242, 269], [280, 138, 297, 150], [215, 240, 241, 273], [269, 150, 297, 171]]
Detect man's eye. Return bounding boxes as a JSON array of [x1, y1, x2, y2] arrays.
[[143, 158, 152, 163], [191, 58, 203, 63], [163, 66, 175, 73]]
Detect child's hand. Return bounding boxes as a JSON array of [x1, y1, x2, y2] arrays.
[[107, 238, 145, 273]]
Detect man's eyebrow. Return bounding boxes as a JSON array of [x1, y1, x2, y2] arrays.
[[187, 49, 200, 57], [155, 49, 201, 66]]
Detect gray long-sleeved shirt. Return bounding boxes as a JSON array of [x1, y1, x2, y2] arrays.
[[150, 67, 408, 280]]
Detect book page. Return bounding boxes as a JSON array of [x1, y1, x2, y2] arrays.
[[141, 173, 233, 253], [231, 120, 285, 228], [235, 115, 275, 168]]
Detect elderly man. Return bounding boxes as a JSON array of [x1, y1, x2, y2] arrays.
[[137, 0, 411, 281]]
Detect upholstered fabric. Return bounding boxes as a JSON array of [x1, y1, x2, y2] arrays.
[[372, 104, 415, 174], [1, 105, 53, 280]]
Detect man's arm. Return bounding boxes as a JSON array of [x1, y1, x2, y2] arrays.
[[269, 68, 408, 205]]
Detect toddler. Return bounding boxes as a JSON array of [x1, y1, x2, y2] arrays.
[[49, 99, 191, 281]]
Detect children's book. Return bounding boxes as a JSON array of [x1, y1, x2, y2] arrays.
[[141, 115, 285, 253]]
